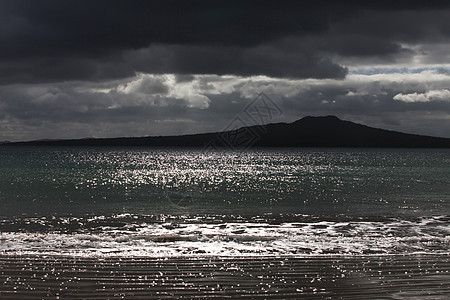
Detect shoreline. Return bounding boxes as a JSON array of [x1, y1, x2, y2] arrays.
[[1, 254, 449, 299]]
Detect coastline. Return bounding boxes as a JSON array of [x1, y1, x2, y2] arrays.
[[1, 254, 449, 299]]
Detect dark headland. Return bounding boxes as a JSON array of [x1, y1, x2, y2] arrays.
[[3, 116, 450, 148]]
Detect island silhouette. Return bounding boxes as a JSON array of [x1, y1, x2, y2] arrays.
[[3, 116, 450, 148]]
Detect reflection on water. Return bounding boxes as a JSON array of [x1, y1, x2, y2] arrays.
[[0, 147, 449, 257], [1, 214, 449, 257], [1, 147, 449, 217]]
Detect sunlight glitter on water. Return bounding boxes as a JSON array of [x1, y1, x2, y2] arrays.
[[1, 214, 448, 258]]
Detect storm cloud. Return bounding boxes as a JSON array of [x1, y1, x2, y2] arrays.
[[1, 0, 450, 82], [0, 0, 449, 141]]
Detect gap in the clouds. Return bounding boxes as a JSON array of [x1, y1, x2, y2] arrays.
[[349, 65, 450, 75]]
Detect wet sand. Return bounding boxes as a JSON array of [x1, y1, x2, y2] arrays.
[[1, 254, 449, 299]]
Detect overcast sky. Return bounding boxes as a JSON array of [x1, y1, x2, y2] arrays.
[[1, 0, 450, 142]]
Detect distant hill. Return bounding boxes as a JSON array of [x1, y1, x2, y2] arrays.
[[3, 116, 450, 148]]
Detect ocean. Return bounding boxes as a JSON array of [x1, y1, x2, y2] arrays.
[[1, 147, 448, 257]]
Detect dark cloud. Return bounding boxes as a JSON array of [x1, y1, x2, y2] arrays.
[[1, 1, 450, 141], [174, 74, 195, 83], [127, 44, 348, 79], [1, 0, 449, 83]]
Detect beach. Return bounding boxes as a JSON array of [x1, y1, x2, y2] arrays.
[[1, 147, 449, 298], [1, 254, 449, 299]]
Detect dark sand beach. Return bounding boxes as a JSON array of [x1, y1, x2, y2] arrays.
[[1, 254, 449, 299]]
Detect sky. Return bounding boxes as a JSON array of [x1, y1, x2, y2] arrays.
[[1, 0, 450, 142]]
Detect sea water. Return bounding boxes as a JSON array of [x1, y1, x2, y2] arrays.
[[0, 147, 449, 257]]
